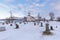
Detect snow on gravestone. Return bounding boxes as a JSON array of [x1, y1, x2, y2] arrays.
[[0, 27, 6, 32]]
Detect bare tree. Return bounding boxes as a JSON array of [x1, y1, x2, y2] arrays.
[[38, 13, 41, 21], [57, 17, 60, 21], [49, 12, 55, 21]]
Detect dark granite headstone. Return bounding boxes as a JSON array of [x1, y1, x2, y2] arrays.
[[50, 26, 53, 30], [10, 24, 12, 26], [34, 22, 36, 26], [41, 22, 43, 27], [15, 24, 19, 29]]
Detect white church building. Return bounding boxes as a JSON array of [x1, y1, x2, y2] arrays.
[[26, 13, 36, 22]]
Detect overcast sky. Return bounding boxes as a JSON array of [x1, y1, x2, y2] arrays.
[[0, 0, 60, 19]]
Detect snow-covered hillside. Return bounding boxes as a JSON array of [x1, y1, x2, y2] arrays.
[[0, 21, 60, 40]]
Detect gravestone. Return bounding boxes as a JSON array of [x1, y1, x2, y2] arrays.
[[50, 26, 53, 30], [40, 22, 43, 27], [24, 22, 26, 24], [10, 24, 12, 26], [34, 22, 36, 26], [0, 27, 6, 32], [43, 22, 52, 35], [56, 26, 58, 28], [45, 23, 50, 31], [2, 23, 5, 25], [15, 24, 19, 29]]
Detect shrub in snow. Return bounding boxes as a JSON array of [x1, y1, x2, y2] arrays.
[[0, 27, 6, 32], [43, 23, 52, 35]]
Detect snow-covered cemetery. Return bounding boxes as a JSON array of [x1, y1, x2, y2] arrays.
[[0, 11, 60, 40], [0, 0, 60, 40]]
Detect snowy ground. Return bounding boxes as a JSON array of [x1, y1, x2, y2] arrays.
[[0, 21, 60, 40]]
